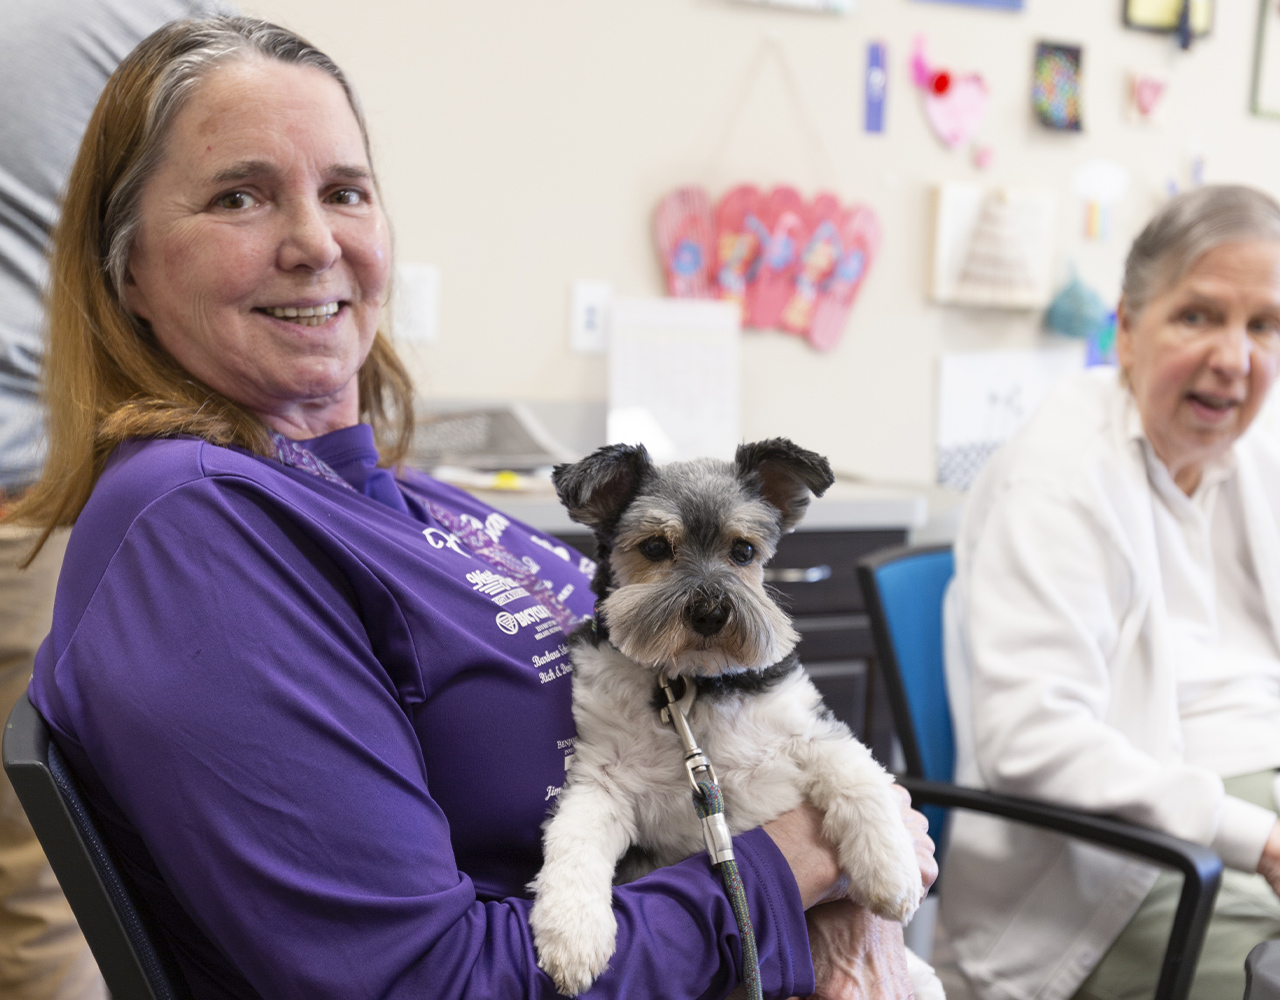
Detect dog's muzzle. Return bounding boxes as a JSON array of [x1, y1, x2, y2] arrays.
[[685, 593, 731, 637]]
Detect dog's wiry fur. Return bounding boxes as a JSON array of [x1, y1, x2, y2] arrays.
[[529, 439, 942, 998]]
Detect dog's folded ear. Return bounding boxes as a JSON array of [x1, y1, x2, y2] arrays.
[[553, 444, 655, 532], [735, 438, 835, 532]]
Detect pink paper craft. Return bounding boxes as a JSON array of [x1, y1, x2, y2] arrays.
[[807, 204, 881, 352], [780, 192, 842, 336], [1132, 75, 1166, 118], [746, 186, 807, 330], [912, 36, 988, 150], [654, 187, 715, 298], [713, 184, 764, 315]]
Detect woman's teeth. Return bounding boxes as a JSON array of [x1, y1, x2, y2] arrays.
[[262, 302, 340, 326]]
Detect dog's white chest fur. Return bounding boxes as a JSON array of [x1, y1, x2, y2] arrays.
[[567, 642, 819, 868]]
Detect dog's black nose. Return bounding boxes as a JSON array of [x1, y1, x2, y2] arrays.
[[686, 598, 729, 637]]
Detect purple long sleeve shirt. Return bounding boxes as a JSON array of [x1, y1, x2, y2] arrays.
[[29, 426, 813, 1000]]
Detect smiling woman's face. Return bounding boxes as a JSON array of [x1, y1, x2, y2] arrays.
[[1118, 240, 1280, 494], [123, 57, 391, 439]]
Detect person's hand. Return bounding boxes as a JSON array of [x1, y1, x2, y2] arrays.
[[892, 783, 938, 894], [1257, 819, 1280, 897], [800, 900, 915, 1000], [763, 801, 844, 908]]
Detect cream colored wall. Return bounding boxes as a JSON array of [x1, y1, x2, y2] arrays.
[[242, 0, 1280, 483]]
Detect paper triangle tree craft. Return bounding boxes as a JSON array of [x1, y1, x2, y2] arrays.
[[654, 185, 880, 351], [955, 191, 1037, 305]]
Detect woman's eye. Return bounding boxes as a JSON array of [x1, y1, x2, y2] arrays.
[[1179, 309, 1206, 326], [213, 191, 257, 210], [638, 537, 673, 561], [730, 540, 755, 565], [1249, 317, 1280, 338], [327, 187, 365, 206]]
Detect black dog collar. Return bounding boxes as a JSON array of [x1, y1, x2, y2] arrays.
[[649, 652, 802, 710]]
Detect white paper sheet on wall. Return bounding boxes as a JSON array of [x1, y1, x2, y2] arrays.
[[608, 298, 741, 463], [937, 345, 1086, 490]]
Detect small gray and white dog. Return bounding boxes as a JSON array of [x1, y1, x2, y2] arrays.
[[529, 439, 941, 997]]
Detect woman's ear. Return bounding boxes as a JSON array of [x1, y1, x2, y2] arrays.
[[1115, 295, 1135, 380], [119, 266, 151, 322]]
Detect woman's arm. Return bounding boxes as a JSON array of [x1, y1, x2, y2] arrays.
[[38, 478, 814, 1000]]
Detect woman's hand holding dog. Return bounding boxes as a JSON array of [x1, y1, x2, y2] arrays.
[[767, 786, 937, 999], [763, 787, 937, 911], [763, 800, 844, 907], [892, 783, 938, 894]]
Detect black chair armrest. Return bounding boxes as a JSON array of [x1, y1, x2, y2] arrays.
[[900, 777, 1222, 1000]]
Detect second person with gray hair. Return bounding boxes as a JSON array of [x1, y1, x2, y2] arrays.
[[943, 185, 1280, 1000]]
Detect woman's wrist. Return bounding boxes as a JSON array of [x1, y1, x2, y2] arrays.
[[762, 802, 842, 909]]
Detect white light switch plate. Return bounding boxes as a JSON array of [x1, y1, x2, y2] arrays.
[[393, 262, 440, 344], [570, 280, 613, 354]]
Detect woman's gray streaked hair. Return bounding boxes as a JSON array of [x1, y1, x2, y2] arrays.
[[1123, 185, 1280, 316], [102, 15, 374, 299]]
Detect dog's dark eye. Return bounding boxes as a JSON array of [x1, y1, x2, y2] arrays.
[[730, 539, 755, 565], [639, 536, 674, 561]]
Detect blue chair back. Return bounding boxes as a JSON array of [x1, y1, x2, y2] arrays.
[[857, 546, 956, 841]]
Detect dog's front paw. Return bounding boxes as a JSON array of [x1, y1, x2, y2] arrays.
[[530, 883, 617, 995], [835, 803, 924, 923]]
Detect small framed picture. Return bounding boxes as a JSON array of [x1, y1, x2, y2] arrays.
[[1123, 0, 1213, 38], [1254, 0, 1280, 117]]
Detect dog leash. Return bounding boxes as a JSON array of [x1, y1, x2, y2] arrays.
[[658, 676, 763, 1000]]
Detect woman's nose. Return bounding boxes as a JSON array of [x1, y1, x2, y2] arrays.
[[1210, 324, 1252, 377], [277, 199, 340, 273]]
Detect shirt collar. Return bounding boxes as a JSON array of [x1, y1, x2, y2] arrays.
[[1123, 387, 1237, 501]]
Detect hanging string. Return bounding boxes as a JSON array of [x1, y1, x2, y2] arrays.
[[697, 35, 839, 191]]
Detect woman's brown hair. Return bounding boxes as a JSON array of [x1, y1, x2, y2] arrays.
[[7, 16, 414, 557]]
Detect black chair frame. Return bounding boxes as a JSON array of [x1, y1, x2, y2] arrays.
[[3, 691, 186, 1000], [857, 544, 1224, 1000]]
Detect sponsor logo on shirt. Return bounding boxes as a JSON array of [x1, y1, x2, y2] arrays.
[[495, 604, 562, 641], [467, 569, 530, 606]]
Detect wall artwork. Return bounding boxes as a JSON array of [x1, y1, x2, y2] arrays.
[[911, 37, 989, 150], [936, 346, 1084, 491], [1253, 0, 1280, 118], [653, 185, 881, 352], [930, 183, 1057, 309], [1124, 0, 1213, 48], [1127, 70, 1168, 123], [1033, 42, 1083, 131], [865, 41, 888, 133]]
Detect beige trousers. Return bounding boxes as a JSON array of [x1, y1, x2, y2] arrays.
[[1073, 770, 1280, 1000], [0, 526, 104, 1000]]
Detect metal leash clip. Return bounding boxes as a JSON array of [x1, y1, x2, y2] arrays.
[[658, 675, 735, 866]]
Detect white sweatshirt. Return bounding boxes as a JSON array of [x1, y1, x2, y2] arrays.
[[941, 368, 1280, 1000]]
